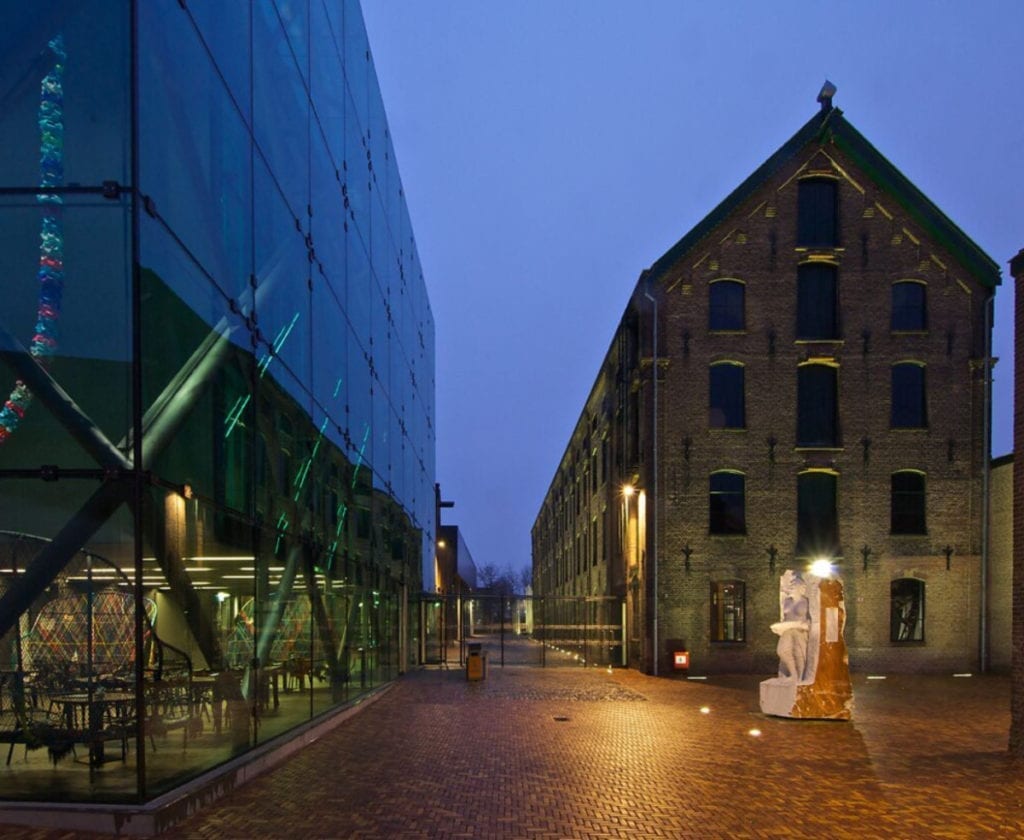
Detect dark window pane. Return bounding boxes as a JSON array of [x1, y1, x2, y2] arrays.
[[710, 472, 745, 534], [892, 282, 927, 331], [891, 578, 925, 641], [709, 364, 745, 428], [797, 263, 838, 339], [797, 472, 838, 556], [891, 472, 926, 534], [891, 364, 927, 428], [709, 281, 745, 331], [797, 178, 838, 247], [797, 365, 838, 446], [710, 580, 745, 642]]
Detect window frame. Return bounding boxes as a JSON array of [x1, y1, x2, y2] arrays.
[[890, 578, 925, 642], [797, 362, 839, 447], [796, 470, 839, 558], [709, 279, 745, 332], [891, 362, 928, 429], [797, 177, 839, 248], [710, 579, 746, 643], [796, 262, 839, 340], [891, 280, 928, 332], [891, 470, 927, 535], [709, 361, 745, 430], [709, 470, 746, 535]]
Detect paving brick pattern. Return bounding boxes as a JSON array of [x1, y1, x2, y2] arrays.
[[3, 667, 1024, 838]]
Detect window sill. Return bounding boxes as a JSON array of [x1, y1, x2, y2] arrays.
[[709, 427, 748, 433], [708, 532, 747, 538], [709, 329, 748, 336], [794, 446, 844, 452], [890, 426, 929, 432], [891, 330, 929, 336], [794, 339, 844, 345]]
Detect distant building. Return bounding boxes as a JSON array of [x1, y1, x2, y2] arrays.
[[532, 87, 1000, 676]]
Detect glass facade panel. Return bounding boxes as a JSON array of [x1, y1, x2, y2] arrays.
[[1, 0, 434, 806]]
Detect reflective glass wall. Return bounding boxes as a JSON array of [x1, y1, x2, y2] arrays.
[[0, 0, 434, 804]]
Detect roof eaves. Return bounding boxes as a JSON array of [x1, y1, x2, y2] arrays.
[[647, 107, 833, 283], [828, 114, 1000, 289]]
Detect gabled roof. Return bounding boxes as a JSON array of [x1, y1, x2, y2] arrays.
[[647, 104, 1001, 289]]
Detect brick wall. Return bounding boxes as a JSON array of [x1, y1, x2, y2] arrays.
[[647, 140, 988, 674], [535, 121, 995, 677]]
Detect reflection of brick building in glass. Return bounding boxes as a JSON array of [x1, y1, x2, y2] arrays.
[[435, 524, 478, 644], [533, 87, 1000, 677], [0, 0, 434, 824]]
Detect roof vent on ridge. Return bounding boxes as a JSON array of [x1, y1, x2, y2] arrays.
[[817, 80, 837, 112]]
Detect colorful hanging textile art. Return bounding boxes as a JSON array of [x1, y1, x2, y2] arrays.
[[22, 590, 157, 677], [0, 35, 66, 444], [226, 594, 313, 667]]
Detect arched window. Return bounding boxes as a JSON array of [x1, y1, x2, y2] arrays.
[[891, 578, 925, 642], [709, 471, 746, 534], [709, 279, 745, 331], [891, 281, 927, 331], [711, 580, 745, 642], [797, 178, 838, 247], [797, 471, 838, 557], [891, 471, 926, 534], [709, 362, 745, 429], [797, 363, 838, 446], [797, 263, 838, 339], [891, 362, 927, 428]]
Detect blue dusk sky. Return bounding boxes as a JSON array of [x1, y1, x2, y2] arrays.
[[362, 0, 1024, 580]]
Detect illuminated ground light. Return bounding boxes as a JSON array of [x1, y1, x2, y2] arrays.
[[809, 558, 833, 578], [748, 728, 762, 737], [699, 706, 711, 715]]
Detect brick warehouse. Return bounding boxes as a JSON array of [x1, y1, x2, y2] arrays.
[[531, 86, 1002, 677]]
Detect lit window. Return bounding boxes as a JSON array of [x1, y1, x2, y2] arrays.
[[891, 471, 926, 534], [709, 362, 745, 429], [891, 578, 925, 642], [797, 178, 838, 247], [797, 471, 838, 557], [797, 364, 838, 447], [797, 263, 838, 339], [709, 471, 745, 534], [891, 281, 927, 331], [710, 580, 745, 642], [709, 280, 745, 331], [891, 363, 927, 428]]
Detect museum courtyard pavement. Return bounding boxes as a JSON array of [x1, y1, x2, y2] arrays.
[[2, 646, 1023, 838]]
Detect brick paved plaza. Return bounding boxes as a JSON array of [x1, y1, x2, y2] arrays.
[[3, 658, 1024, 838]]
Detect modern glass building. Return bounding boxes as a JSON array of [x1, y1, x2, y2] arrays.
[[0, 0, 435, 806]]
